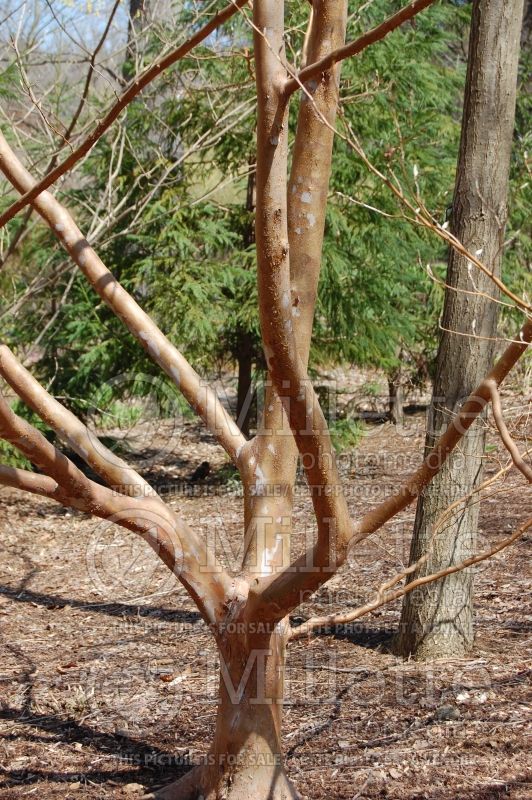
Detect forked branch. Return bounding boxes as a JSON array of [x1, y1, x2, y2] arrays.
[[0, 345, 155, 498], [0, 389, 137, 513], [253, 0, 353, 580], [239, 0, 349, 581], [0, 392, 233, 625]]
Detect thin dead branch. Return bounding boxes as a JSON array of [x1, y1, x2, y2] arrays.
[[0, 0, 249, 229], [291, 516, 532, 640], [486, 379, 532, 481]]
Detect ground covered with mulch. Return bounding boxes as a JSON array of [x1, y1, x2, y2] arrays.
[[0, 375, 530, 799]]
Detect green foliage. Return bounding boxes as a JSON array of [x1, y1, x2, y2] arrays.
[[0, 438, 30, 469], [0, 62, 18, 100], [216, 462, 243, 493], [1, 0, 528, 432], [329, 417, 365, 453], [312, 0, 471, 374]]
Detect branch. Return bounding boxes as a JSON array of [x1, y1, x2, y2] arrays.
[[0, 391, 233, 626], [252, 0, 353, 590], [352, 317, 532, 544], [0, 133, 246, 465], [0, 345, 155, 498], [291, 516, 532, 640], [341, 123, 532, 315], [57, 0, 122, 152], [0, 389, 110, 506], [0, 0, 249, 229], [487, 379, 532, 482], [0, 464, 62, 500], [283, 0, 436, 97], [283, 71, 531, 316], [252, 318, 532, 621]]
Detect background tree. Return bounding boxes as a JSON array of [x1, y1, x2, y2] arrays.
[[398, 0, 526, 659]]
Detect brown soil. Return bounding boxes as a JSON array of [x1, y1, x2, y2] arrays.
[[0, 388, 530, 800]]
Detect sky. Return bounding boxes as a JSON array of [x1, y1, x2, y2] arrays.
[[1, 0, 130, 56]]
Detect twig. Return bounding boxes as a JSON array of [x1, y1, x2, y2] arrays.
[[486, 379, 532, 481], [291, 516, 531, 639], [0, 0, 249, 229]]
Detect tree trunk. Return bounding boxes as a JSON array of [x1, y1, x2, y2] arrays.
[[387, 377, 404, 425], [154, 625, 298, 800], [398, 0, 524, 660], [236, 335, 254, 438], [127, 0, 146, 46], [123, 0, 147, 80], [387, 357, 404, 426]]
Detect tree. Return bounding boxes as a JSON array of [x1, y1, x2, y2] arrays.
[[0, 2, 530, 798], [398, 0, 526, 660]]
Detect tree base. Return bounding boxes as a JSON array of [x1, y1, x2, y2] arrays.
[[144, 761, 301, 800]]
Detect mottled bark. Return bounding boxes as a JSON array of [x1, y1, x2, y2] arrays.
[[154, 623, 297, 800], [0, 2, 529, 796], [398, 0, 525, 659], [241, 0, 348, 586]]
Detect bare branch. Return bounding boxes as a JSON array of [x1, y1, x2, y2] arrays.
[[487, 379, 532, 482], [267, 40, 531, 317], [56, 0, 122, 153], [0, 133, 246, 464], [0, 389, 110, 505], [341, 123, 532, 315], [0, 345, 156, 498], [0, 390, 233, 626], [0, 464, 62, 500], [352, 318, 532, 544], [253, 318, 531, 621], [283, 0, 436, 97], [0, 0, 249, 229], [291, 516, 532, 640]]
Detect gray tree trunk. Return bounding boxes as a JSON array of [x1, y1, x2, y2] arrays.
[[123, 0, 147, 79], [398, 0, 524, 660]]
